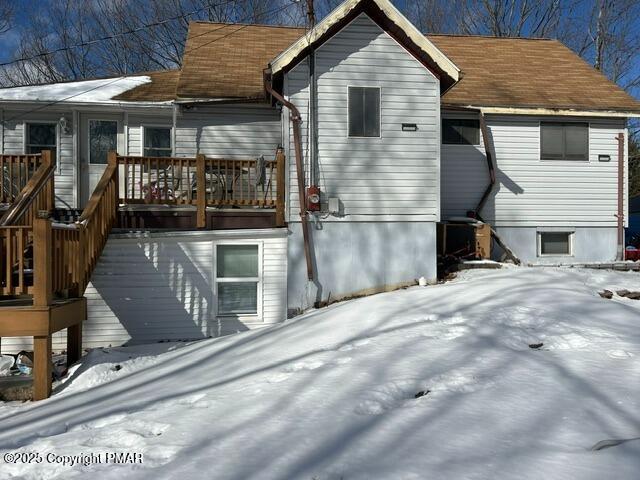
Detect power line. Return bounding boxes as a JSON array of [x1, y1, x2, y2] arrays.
[[0, 0, 239, 69], [2, 1, 298, 125]]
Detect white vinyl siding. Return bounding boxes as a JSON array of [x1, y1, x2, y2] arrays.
[[284, 13, 440, 221], [2, 110, 75, 208], [174, 105, 281, 159], [0, 230, 287, 352], [441, 114, 627, 227]]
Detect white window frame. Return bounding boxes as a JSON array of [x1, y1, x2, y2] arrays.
[[537, 230, 574, 257], [24, 121, 60, 172], [347, 85, 382, 139], [88, 118, 119, 165], [213, 241, 263, 319], [141, 124, 173, 157], [539, 121, 590, 162]]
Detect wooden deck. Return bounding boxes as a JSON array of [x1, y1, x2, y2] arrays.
[[0, 149, 287, 399]]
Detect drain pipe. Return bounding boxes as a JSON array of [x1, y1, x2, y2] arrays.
[[476, 111, 496, 218], [476, 110, 521, 265], [616, 132, 625, 261], [264, 71, 314, 281]]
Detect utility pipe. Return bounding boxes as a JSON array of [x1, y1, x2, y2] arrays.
[[616, 132, 625, 261], [264, 71, 314, 281]]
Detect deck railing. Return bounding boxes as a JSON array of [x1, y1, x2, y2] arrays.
[[0, 151, 55, 227], [115, 149, 286, 227], [76, 155, 119, 293], [0, 153, 44, 205], [1, 149, 286, 302], [0, 226, 33, 296]]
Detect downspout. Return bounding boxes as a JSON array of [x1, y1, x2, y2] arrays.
[[172, 103, 178, 156], [476, 110, 521, 265], [264, 71, 314, 281], [476, 111, 496, 218], [616, 132, 625, 261]]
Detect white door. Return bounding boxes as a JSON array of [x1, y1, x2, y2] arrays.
[[79, 113, 123, 206]]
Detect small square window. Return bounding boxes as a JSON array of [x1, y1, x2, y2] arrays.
[[26, 123, 57, 159], [442, 118, 480, 145], [143, 126, 172, 157], [539, 232, 572, 256], [348, 87, 380, 137], [541, 122, 588, 161], [216, 244, 260, 315]]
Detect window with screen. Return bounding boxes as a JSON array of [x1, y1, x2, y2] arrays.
[[216, 244, 260, 315], [26, 123, 57, 158], [442, 118, 480, 145], [89, 120, 118, 164], [348, 87, 380, 137], [539, 232, 572, 256], [541, 122, 588, 160], [143, 126, 172, 157]]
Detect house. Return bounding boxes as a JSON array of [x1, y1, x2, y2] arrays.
[[1, 0, 639, 397]]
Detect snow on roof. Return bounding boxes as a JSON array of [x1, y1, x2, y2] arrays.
[[0, 76, 154, 103]]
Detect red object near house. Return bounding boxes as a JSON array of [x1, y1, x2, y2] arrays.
[[625, 247, 640, 261]]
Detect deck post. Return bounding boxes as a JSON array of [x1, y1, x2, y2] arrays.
[[33, 334, 52, 400], [33, 216, 52, 307], [41, 150, 54, 211], [108, 151, 119, 208], [67, 322, 83, 366], [275, 148, 286, 227], [196, 154, 206, 229]]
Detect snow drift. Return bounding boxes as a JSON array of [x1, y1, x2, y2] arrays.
[[1, 266, 639, 479]]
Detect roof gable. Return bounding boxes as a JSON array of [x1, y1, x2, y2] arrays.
[[428, 35, 640, 114], [269, 0, 459, 90]]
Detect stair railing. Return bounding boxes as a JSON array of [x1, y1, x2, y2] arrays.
[[0, 151, 55, 227]]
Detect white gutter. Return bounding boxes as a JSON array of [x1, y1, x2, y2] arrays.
[[0, 99, 174, 109], [462, 105, 640, 118]]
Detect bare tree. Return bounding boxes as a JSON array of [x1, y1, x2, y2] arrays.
[[0, 0, 296, 86], [0, 0, 13, 35]]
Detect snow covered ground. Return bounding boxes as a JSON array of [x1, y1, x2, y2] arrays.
[[1, 266, 640, 479]]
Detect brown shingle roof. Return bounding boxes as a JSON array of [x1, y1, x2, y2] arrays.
[[427, 35, 640, 112], [113, 70, 180, 102], [176, 22, 305, 100], [111, 25, 640, 113]]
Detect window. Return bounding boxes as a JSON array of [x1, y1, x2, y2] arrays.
[[216, 244, 260, 315], [442, 118, 479, 145], [89, 120, 118, 164], [143, 126, 172, 157], [538, 231, 573, 256], [348, 87, 380, 137], [541, 122, 588, 160], [26, 123, 57, 158]]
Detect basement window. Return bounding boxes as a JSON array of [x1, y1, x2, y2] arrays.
[[216, 244, 260, 316], [143, 126, 172, 157], [26, 123, 57, 158], [442, 118, 479, 145], [538, 231, 573, 256], [348, 87, 380, 137], [541, 122, 588, 160]]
